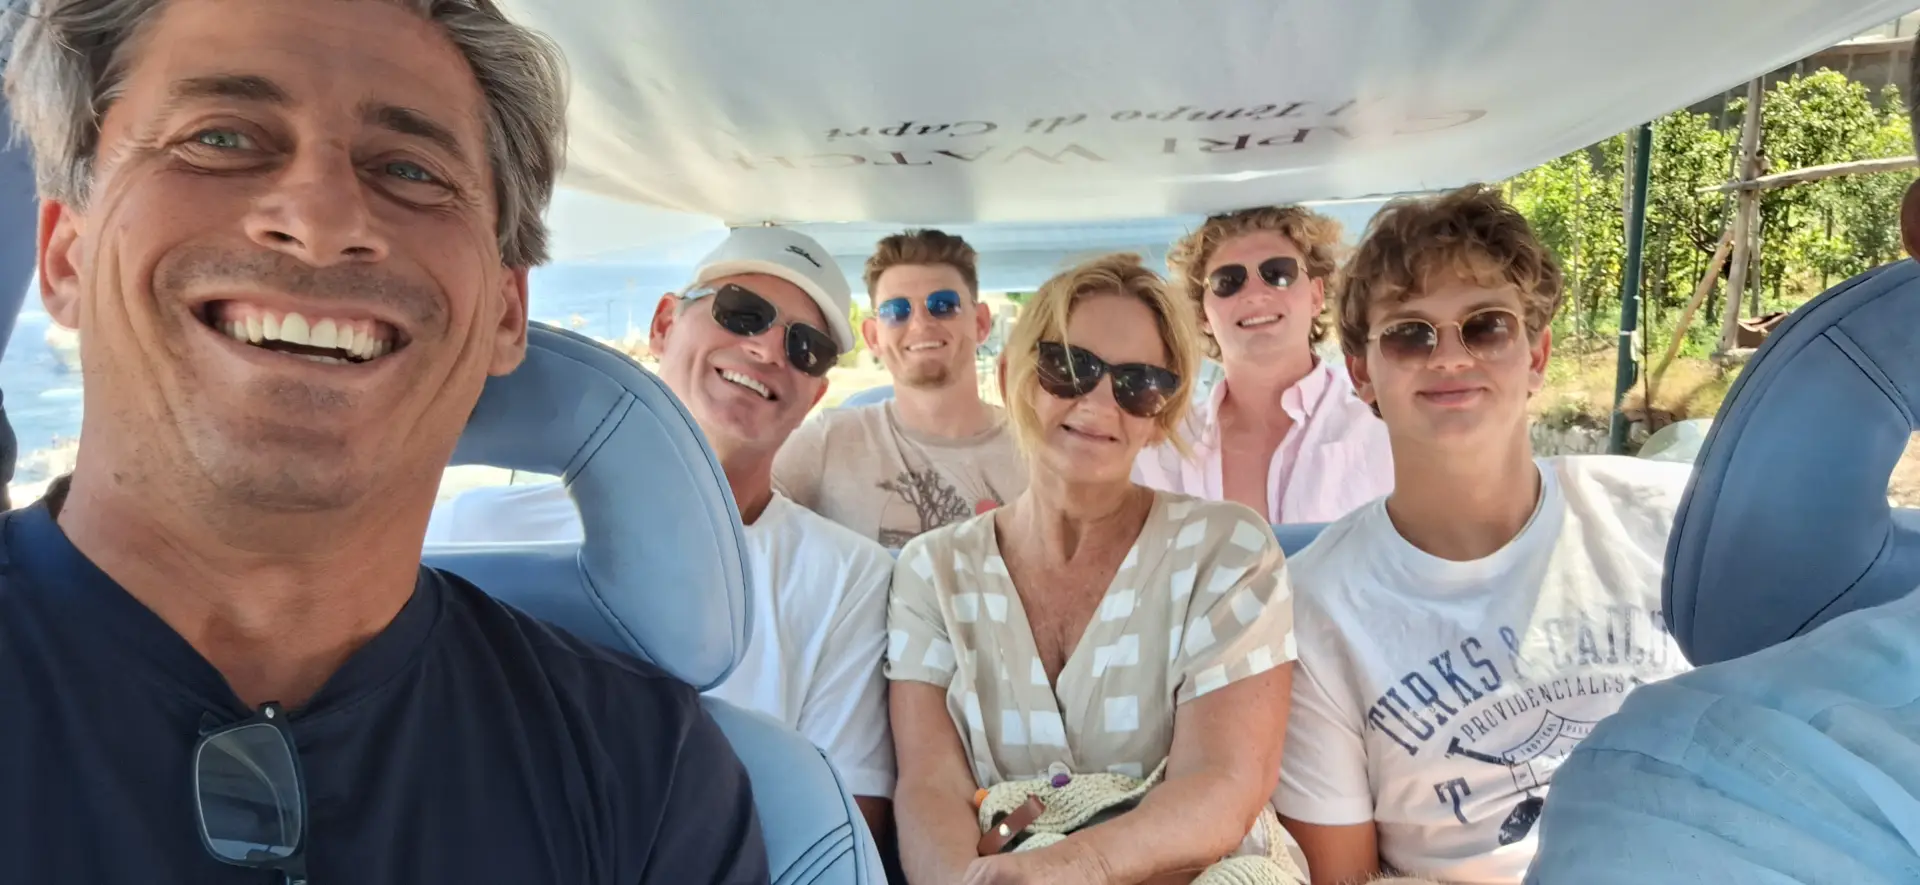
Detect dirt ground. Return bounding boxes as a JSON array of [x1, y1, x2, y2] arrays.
[[1892, 434, 1920, 507]]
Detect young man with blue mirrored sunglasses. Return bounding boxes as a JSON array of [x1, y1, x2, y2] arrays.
[[775, 229, 1028, 550]]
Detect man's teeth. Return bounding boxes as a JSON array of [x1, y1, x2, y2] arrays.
[[1238, 315, 1282, 328], [217, 309, 393, 362], [906, 342, 942, 352], [720, 370, 772, 399]]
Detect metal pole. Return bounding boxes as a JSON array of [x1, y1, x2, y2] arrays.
[[1609, 122, 1655, 455]]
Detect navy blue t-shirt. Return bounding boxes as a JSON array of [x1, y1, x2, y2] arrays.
[[0, 501, 770, 883]]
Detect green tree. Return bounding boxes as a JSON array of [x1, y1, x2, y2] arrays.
[[1506, 67, 1912, 370], [1503, 141, 1624, 347], [838, 304, 868, 367], [1742, 72, 1909, 305]]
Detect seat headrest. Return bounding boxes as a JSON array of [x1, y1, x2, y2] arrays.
[[424, 323, 751, 690], [1273, 523, 1328, 558], [836, 385, 894, 409], [1667, 260, 1920, 666]]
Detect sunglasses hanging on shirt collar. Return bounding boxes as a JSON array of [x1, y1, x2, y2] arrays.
[[1207, 256, 1302, 298], [194, 702, 310, 885], [687, 283, 842, 378]]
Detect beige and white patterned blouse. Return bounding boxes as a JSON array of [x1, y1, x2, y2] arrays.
[[886, 490, 1296, 787]]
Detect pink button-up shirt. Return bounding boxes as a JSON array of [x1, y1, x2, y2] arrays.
[[1133, 360, 1394, 525]]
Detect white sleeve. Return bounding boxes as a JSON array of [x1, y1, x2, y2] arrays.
[[795, 546, 897, 800], [1170, 508, 1295, 705], [1273, 568, 1375, 826]]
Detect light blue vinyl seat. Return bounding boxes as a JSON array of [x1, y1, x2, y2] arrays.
[[1272, 523, 1329, 558], [836, 385, 895, 409], [1667, 260, 1920, 664], [423, 322, 884, 884]]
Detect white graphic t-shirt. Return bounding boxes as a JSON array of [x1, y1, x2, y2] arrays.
[[1275, 455, 1694, 884]]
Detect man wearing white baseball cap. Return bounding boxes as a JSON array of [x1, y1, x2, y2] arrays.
[[428, 226, 898, 843]]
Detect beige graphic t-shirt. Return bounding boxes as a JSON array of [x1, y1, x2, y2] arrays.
[[774, 402, 1029, 550], [885, 492, 1296, 787]]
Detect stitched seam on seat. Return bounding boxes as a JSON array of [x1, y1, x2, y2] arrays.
[[564, 390, 629, 479], [1791, 327, 1910, 639], [776, 828, 853, 885], [780, 822, 849, 878], [1666, 267, 1897, 660], [820, 740, 877, 885], [561, 395, 652, 657], [771, 742, 873, 885], [1825, 327, 1916, 428], [535, 330, 747, 680]]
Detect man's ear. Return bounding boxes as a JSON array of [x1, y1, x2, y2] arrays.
[[1901, 180, 1920, 261], [972, 297, 991, 345], [38, 200, 82, 329], [861, 313, 881, 353], [487, 266, 530, 376], [1528, 325, 1553, 396], [1346, 350, 1377, 409], [649, 294, 681, 358]]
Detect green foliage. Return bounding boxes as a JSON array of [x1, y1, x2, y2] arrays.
[[1747, 72, 1910, 301], [838, 304, 868, 367], [1505, 67, 1914, 386]]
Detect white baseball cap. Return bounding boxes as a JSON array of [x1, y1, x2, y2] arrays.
[[689, 226, 855, 353]]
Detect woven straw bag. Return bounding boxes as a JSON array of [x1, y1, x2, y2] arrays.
[[974, 760, 1305, 884]]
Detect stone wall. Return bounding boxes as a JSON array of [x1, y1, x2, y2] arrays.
[[1531, 422, 1608, 457]]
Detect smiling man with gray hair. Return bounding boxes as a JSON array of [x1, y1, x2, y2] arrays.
[[0, 1, 766, 882]]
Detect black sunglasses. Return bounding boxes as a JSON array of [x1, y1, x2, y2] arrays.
[[1035, 341, 1180, 419], [1207, 256, 1301, 298], [1369, 307, 1523, 364], [194, 702, 309, 885], [696, 283, 841, 378]]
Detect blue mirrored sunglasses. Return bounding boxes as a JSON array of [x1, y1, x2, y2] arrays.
[[874, 289, 964, 326]]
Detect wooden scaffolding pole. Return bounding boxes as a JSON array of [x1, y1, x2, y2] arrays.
[[1704, 155, 1920, 193], [1650, 229, 1735, 396], [1719, 78, 1766, 355]]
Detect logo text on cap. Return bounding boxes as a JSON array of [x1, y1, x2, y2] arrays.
[[786, 245, 822, 268]]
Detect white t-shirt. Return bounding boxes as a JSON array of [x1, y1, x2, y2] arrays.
[[426, 483, 898, 799], [1274, 456, 1694, 884]]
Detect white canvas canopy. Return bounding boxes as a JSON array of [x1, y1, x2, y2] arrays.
[[506, 0, 1917, 231]]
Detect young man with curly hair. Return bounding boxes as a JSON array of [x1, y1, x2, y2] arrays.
[[1135, 206, 1393, 525], [1274, 185, 1693, 885]]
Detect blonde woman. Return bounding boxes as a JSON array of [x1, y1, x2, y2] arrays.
[[886, 254, 1297, 885], [1135, 207, 1393, 525]]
